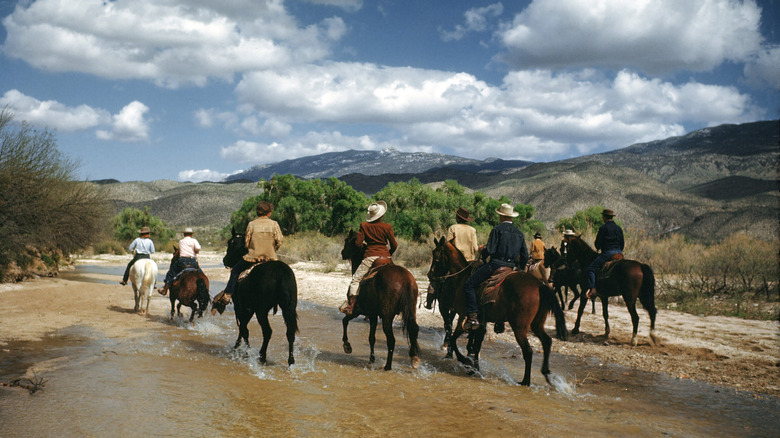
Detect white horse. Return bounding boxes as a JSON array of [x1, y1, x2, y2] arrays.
[[130, 258, 158, 314]]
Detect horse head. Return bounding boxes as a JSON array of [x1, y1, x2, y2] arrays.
[[341, 230, 365, 275], [543, 246, 561, 268], [171, 245, 180, 263], [223, 227, 248, 268]]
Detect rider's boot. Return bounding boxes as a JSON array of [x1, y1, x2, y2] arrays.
[[463, 313, 480, 331], [339, 295, 358, 315], [586, 288, 597, 299], [157, 284, 169, 296]]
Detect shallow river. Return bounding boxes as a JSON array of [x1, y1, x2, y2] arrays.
[[1, 265, 777, 437]]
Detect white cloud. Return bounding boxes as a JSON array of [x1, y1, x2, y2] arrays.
[[302, 0, 363, 13], [96, 101, 150, 142], [0, 89, 110, 131], [743, 45, 780, 89], [2, 0, 343, 88], [498, 0, 763, 74], [440, 3, 503, 42], [177, 168, 236, 182]]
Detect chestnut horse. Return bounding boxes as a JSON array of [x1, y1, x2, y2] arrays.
[[428, 237, 568, 386], [565, 236, 659, 346], [340, 231, 421, 371], [167, 246, 210, 322], [212, 229, 299, 365]]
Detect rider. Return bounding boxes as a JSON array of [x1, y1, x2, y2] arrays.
[[120, 226, 155, 286], [462, 203, 528, 332], [586, 209, 624, 299], [528, 232, 545, 266], [340, 200, 398, 316], [447, 207, 479, 262], [158, 227, 201, 296], [222, 201, 283, 302]]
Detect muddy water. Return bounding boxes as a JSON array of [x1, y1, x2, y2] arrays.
[[1, 267, 778, 437]]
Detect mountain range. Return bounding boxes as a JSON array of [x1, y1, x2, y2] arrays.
[[101, 120, 779, 242]]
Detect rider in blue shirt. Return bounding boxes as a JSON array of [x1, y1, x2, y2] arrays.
[[586, 209, 624, 298], [462, 203, 529, 332], [120, 226, 155, 286]]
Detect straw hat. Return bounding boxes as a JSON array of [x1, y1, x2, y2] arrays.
[[181, 227, 194, 234], [563, 229, 576, 236], [137, 226, 151, 235], [495, 203, 519, 218], [366, 201, 388, 222]]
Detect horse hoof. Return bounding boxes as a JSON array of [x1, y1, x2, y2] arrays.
[[518, 379, 531, 387], [411, 356, 420, 369], [630, 335, 638, 347], [288, 357, 295, 366], [343, 343, 352, 354], [369, 355, 376, 364], [384, 364, 392, 371], [649, 331, 660, 346], [571, 327, 579, 335]]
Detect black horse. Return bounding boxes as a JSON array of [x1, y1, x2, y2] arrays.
[[544, 247, 594, 313], [212, 229, 299, 365], [340, 231, 421, 371], [428, 237, 567, 386], [566, 236, 659, 346]]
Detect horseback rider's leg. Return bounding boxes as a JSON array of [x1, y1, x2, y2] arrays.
[[586, 251, 617, 298], [222, 258, 253, 303], [462, 262, 494, 331], [341, 256, 377, 315]]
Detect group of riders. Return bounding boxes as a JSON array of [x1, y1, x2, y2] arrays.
[[120, 200, 624, 331]]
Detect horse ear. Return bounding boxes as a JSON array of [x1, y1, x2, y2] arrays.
[[231, 227, 237, 236]]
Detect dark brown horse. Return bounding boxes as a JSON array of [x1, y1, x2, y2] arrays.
[[167, 246, 210, 322], [340, 231, 421, 370], [425, 241, 472, 356], [565, 236, 659, 346], [428, 237, 568, 386], [212, 229, 299, 365]]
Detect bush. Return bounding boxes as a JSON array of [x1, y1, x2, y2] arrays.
[[0, 110, 110, 281], [112, 207, 175, 247]]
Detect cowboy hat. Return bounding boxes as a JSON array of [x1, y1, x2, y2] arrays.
[[181, 227, 194, 234], [534, 232, 542, 239], [563, 229, 576, 236], [601, 209, 615, 217], [495, 203, 519, 218], [366, 201, 388, 222], [137, 226, 151, 234], [455, 207, 474, 222]]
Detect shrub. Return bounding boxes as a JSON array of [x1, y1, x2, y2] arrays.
[[112, 207, 175, 247]]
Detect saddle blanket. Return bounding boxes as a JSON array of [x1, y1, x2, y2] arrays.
[[172, 267, 202, 284], [478, 267, 514, 306], [237, 258, 270, 283], [597, 253, 624, 280]]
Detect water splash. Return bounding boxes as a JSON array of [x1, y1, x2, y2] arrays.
[[546, 373, 576, 396]]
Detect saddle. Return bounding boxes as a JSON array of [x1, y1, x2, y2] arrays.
[[359, 257, 393, 286], [478, 266, 514, 306], [597, 253, 624, 280], [172, 266, 201, 284], [237, 258, 271, 283]]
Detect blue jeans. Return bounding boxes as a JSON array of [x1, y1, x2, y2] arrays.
[[164, 257, 199, 285], [587, 250, 621, 289], [463, 261, 509, 314], [225, 259, 253, 296]]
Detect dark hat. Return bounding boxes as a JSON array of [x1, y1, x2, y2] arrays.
[[455, 207, 474, 222], [137, 226, 151, 234], [601, 209, 615, 217], [534, 232, 542, 239]]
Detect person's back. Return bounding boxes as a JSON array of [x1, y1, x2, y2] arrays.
[[587, 209, 624, 298], [245, 215, 283, 262], [530, 233, 545, 261], [447, 207, 478, 262]]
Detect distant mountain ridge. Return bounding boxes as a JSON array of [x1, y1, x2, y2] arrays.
[[226, 147, 532, 181]]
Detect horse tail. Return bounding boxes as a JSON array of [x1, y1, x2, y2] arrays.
[[540, 282, 568, 341], [279, 263, 299, 334], [639, 264, 656, 313], [141, 261, 156, 292], [196, 277, 209, 312]]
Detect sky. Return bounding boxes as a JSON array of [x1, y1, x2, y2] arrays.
[[1, 0, 778, 182]]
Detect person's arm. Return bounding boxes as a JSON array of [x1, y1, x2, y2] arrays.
[[618, 227, 625, 251], [518, 237, 529, 267], [387, 225, 398, 255], [446, 226, 455, 243], [129, 238, 138, 252], [274, 222, 283, 250], [470, 227, 478, 256], [355, 224, 366, 248], [149, 240, 155, 254]]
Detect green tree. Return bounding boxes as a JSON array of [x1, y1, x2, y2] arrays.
[[0, 110, 109, 281], [555, 205, 621, 234], [112, 207, 175, 246]]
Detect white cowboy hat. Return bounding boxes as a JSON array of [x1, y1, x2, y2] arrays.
[[563, 229, 576, 236], [495, 203, 519, 218], [366, 201, 388, 222], [181, 227, 194, 234]]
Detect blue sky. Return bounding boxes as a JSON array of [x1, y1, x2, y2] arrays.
[[1, 0, 778, 182]]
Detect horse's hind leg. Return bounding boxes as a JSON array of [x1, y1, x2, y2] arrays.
[[512, 328, 534, 386], [256, 313, 272, 364], [368, 315, 378, 364], [625, 297, 640, 346], [571, 294, 588, 335], [407, 318, 421, 369], [382, 316, 396, 371], [342, 314, 358, 354], [531, 319, 553, 384], [601, 296, 611, 341]]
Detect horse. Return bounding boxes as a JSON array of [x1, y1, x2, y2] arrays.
[[544, 247, 594, 313], [340, 230, 421, 371], [427, 237, 568, 386], [565, 236, 659, 346], [526, 254, 551, 285], [211, 229, 299, 365], [129, 257, 158, 315], [167, 246, 210, 322], [424, 242, 471, 355]]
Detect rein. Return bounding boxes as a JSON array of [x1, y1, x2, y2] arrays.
[[429, 262, 472, 282]]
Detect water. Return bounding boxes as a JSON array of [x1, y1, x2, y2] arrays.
[[1, 265, 778, 437]]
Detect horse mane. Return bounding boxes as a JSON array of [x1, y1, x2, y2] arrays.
[[444, 241, 468, 267], [568, 236, 597, 257]]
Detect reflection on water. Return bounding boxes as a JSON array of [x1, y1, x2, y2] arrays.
[[1, 265, 778, 437]]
